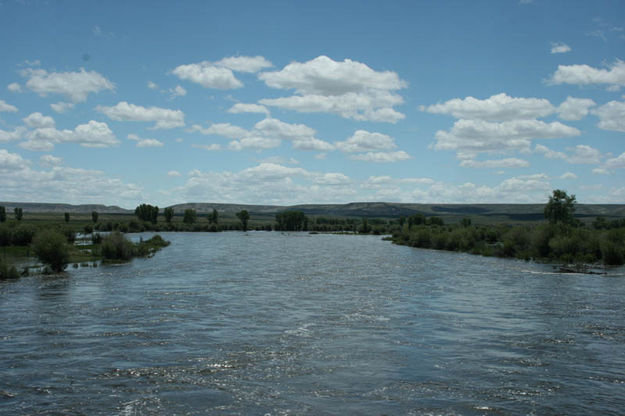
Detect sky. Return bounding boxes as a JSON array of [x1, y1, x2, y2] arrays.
[[0, 0, 624, 209]]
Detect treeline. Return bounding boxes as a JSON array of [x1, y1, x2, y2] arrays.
[[391, 190, 625, 266]]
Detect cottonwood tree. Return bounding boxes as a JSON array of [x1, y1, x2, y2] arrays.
[[14, 208, 23, 221], [544, 189, 576, 225], [183, 209, 197, 224], [0, 206, 6, 223], [236, 210, 250, 231], [92, 211, 99, 223], [164, 207, 174, 223], [135, 204, 159, 224]]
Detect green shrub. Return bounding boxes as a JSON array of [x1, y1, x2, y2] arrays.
[[32, 229, 69, 272], [11, 225, 37, 245], [101, 232, 134, 261], [601, 241, 624, 265], [0, 259, 19, 280]]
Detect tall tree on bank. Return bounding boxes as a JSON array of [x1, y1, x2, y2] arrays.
[[164, 207, 174, 223], [14, 208, 23, 221], [183, 209, 197, 224], [135, 204, 159, 224], [236, 210, 250, 232], [92, 211, 99, 223], [0, 206, 6, 223], [64, 212, 70, 223], [544, 189, 576, 225], [208, 208, 219, 225]]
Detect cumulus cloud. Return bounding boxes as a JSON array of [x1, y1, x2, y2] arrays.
[[7, 83, 22, 93], [50, 102, 75, 113], [227, 103, 270, 115], [560, 172, 578, 180], [128, 134, 164, 148], [349, 150, 411, 163], [557, 97, 596, 120], [593, 100, 625, 132], [96, 101, 185, 129], [172, 62, 242, 89], [434, 119, 580, 156], [548, 60, 625, 89], [566, 144, 602, 164], [459, 158, 530, 168], [167, 170, 182, 177], [147, 81, 158, 90], [550, 42, 571, 54], [601, 152, 625, 172], [20, 67, 114, 102], [23, 112, 55, 128], [534, 144, 566, 160], [0, 99, 18, 112], [169, 85, 187, 98], [174, 162, 356, 205], [191, 117, 333, 152], [0, 127, 25, 143], [335, 130, 397, 153], [172, 56, 271, 90], [258, 56, 406, 122], [215, 56, 273, 73], [421, 93, 555, 121], [39, 154, 62, 167], [20, 120, 119, 151], [0, 150, 142, 206]]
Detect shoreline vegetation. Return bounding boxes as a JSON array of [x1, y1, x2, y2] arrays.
[[1, 190, 624, 279]]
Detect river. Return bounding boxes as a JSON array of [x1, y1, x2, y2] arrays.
[[1, 232, 624, 415]]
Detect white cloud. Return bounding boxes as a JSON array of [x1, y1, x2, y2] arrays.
[[566, 144, 602, 164], [175, 162, 356, 205], [7, 83, 22, 93], [0, 149, 29, 172], [172, 61, 243, 89], [0, 99, 18, 112], [335, 130, 397, 153], [434, 119, 580, 156], [21, 120, 119, 151], [190, 123, 249, 139], [39, 154, 62, 167], [215, 56, 273, 73], [557, 97, 596, 120], [192, 143, 222, 151], [127, 134, 164, 148], [550, 42, 571, 54], [0, 127, 25, 143], [421, 93, 555, 121], [191, 117, 332, 152], [96, 101, 185, 129], [147, 81, 158, 90], [534, 144, 566, 160], [169, 85, 187, 98], [560, 172, 578, 180], [21, 67, 114, 102], [549, 60, 625, 89], [0, 154, 142, 207], [593, 100, 625, 132], [23, 112, 55, 128], [228, 137, 281, 151], [167, 170, 182, 177], [258, 55, 406, 122], [227, 103, 270, 115], [603, 152, 625, 171], [350, 150, 411, 163], [459, 158, 530, 168], [50, 102, 75, 113]]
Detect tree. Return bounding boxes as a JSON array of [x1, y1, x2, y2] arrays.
[[544, 189, 576, 225], [359, 218, 371, 234], [92, 211, 99, 223], [0, 206, 6, 223], [64, 212, 70, 223], [14, 207, 23, 221], [275, 210, 307, 231], [164, 207, 174, 223], [208, 208, 219, 224], [135, 204, 159, 224], [32, 229, 69, 273], [183, 209, 197, 224], [236, 210, 250, 231]]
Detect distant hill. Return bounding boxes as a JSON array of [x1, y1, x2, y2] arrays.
[[3, 201, 625, 223], [0, 202, 131, 214]]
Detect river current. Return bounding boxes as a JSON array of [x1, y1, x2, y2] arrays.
[[1, 232, 624, 415]]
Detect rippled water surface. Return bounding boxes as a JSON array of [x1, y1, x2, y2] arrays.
[[1, 232, 625, 415]]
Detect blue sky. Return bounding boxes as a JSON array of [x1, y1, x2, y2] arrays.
[[0, 0, 624, 208]]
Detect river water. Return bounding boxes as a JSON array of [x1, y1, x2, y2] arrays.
[[1, 232, 624, 415]]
